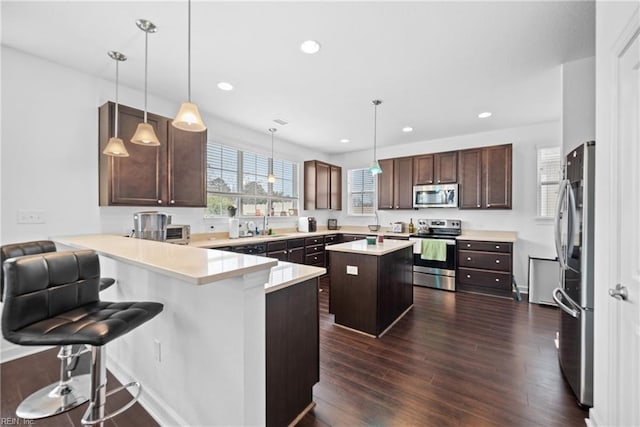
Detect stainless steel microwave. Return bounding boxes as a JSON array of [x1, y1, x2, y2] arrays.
[[413, 184, 458, 208]]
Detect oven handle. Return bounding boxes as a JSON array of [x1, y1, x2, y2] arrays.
[[409, 237, 456, 254]]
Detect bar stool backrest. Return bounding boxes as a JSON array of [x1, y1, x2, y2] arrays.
[[1, 240, 57, 302]]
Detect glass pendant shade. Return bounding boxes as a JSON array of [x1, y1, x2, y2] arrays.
[[173, 102, 206, 131], [131, 123, 160, 146], [267, 173, 276, 184], [369, 160, 383, 175], [103, 137, 129, 157]]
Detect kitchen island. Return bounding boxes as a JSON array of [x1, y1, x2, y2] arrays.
[[53, 234, 324, 427], [326, 239, 414, 337]]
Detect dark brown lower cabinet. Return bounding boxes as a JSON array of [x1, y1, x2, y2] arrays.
[[330, 247, 413, 336], [457, 240, 514, 298], [266, 278, 319, 427]]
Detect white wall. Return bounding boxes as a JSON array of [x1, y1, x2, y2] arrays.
[[328, 121, 562, 292], [562, 56, 596, 156]]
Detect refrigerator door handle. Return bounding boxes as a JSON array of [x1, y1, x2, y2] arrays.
[[565, 184, 580, 274], [554, 179, 569, 270], [552, 287, 580, 318]]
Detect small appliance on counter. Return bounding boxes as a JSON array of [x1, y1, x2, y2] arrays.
[[298, 216, 317, 232], [166, 224, 191, 244], [133, 211, 170, 241], [328, 218, 339, 230]]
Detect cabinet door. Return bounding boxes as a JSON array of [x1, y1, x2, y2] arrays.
[[434, 151, 458, 184], [287, 246, 305, 264], [413, 154, 434, 185], [99, 103, 168, 206], [316, 162, 330, 209], [303, 161, 317, 210], [484, 144, 512, 209], [394, 157, 414, 209], [458, 148, 483, 209], [329, 165, 342, 210], [168, 126, 207, 207], [377, 158, 395, 209]]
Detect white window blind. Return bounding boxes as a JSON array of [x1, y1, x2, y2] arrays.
[[537, 147, 561, 218], [206, 142, 299, 217], [348, 168, 375, 215]]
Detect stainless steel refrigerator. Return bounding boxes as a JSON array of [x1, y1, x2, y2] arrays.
[[552, 141, 595, 407]]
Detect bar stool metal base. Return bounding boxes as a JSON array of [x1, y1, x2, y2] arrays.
[[16, 374, 90, 419]]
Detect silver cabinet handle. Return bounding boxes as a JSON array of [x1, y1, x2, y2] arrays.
[[466, 274, 471, 279], [495, 260, 500, 264], [157, 200, 163, 204], [466, 243, 471, 248], [608, 284, 628, 301], [467, 257, 471, 261], [170, 200, 175, 204], [487, 204, 491, 207], [495, 245, 500, 249], [477, 204, 481, 207], [495, 278, 500, 282]]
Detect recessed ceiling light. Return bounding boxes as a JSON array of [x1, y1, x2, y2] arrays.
[[217, 82, 233, 91], [478, 111, 492, 119], [340, 138, 350, 144], [300, 40, 321, 54], [273, 119, 289, 126], [402, 126, 414, 133]]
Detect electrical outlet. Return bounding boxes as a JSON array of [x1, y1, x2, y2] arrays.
[[17, 210, 45, 224], [346, 265, 358, 275], [154, 339, 161, 362]]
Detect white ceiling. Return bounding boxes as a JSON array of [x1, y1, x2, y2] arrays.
[[1, 1, 595, 154]]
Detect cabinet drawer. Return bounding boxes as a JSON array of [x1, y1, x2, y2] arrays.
[[305, 252, 325, 266], [458, 240, 512, 253], [267, 250, 289, 261], [341, 234, 363, 242], [305, 236, 324, 246], [287, 238, 305, 249], [458, 268, 512, 290], [458, 250, 511, 272], [267, 240, 287, 252], [325, 234, 339, 245], [306, 244, 324, 254]]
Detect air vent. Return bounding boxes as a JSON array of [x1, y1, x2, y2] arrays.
[[273, 119, 289, 126]]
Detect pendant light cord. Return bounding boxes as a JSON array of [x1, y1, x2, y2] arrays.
[[144, 31, 149, 123], [115, 59, 119, 136], [373, 102, 377, 161], [188, 0, 192, 102]]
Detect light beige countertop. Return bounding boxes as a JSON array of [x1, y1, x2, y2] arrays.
[[267, 262, 326, 294], [325, 239, 414, 256], [53, 234, 278, 285], [456, 230, 518, 243]]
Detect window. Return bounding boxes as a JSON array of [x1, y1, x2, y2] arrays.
[[206, 142, 299, 217], [537, 146, 561, 218], [348, 168, 375, 215]]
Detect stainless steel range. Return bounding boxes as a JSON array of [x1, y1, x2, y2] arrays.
[[409, 219, 461, 291]]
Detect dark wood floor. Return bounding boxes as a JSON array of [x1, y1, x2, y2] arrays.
[[299, 279, 588, 427], [2, 281, 588, 426]]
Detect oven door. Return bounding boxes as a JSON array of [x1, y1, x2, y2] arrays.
[[409, 237, 457, 290]]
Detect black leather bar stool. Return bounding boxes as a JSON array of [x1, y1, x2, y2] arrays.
[[2, 249, 163, 424], [0, 241, 116, 418]]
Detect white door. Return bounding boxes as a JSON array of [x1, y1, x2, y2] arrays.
[[609, 16, 640, 427]]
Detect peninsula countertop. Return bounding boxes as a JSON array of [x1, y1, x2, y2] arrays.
[[325, 239, 414, 256], [53, 234, 278, 285]]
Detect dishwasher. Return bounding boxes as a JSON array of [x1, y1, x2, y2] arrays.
[[229, 243, 267, 256]]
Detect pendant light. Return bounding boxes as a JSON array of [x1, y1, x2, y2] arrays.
[[131, 19, 160, 146], [103, 51, 129, 157], [172, 0, 206, 132], [369, 99, 383, 175], [267, 128, 277, 184]]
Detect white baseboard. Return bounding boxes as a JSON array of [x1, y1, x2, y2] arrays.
[[1, 344, 52, 364], [106, 355, 190, 427]]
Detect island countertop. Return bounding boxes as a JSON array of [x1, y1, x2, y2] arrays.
[[53, 234, 278, 285], [267, 262, 326, 294], [325, 239, 414, 256]]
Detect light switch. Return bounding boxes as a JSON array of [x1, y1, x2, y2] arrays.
[[17, 210, 46, 224], [346, 265, 358, 275]]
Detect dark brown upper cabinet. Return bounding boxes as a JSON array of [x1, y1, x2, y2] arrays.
[[413, 151, 458, 185], [378, 156, 414, 210], [99, 102, 207, 207], [458, 143, 512, 209], [304, 160, 342, 210]]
